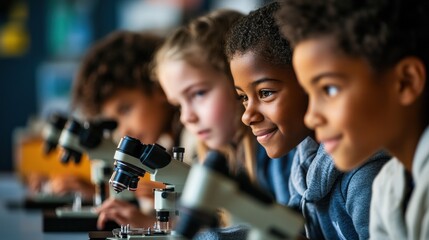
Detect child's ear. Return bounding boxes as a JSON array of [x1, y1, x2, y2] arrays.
[[394, 57, 426, 106]]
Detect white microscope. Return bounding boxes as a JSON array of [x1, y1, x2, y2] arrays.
[[107, 135, 190, 239], [176, 151, 305, 240], [55, 118, 134, 217]]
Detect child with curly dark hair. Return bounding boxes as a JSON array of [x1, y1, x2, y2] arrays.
[[71, 30, 197, 229], [277, 0, 429, 239], [226, 2, 390, 239]]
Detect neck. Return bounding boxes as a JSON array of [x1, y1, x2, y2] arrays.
[[389, 121, 426, 173]]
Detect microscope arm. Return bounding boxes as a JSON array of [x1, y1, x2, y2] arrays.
[[150, 159, 190, 193]]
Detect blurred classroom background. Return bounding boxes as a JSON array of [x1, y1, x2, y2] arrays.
[[0, 0, 269, 174]]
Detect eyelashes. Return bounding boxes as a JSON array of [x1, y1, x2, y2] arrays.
[[236, 89, 276, 106], [322, 85, 339, 97]]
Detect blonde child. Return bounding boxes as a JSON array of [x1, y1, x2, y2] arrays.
[[153, 9, 256, 182]]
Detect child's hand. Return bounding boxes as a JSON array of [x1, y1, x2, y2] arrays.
[[25, 172, 48, 194], [50, 175, 95, 200], [96, 198, 155, 229], [135, 180, 165, 199]]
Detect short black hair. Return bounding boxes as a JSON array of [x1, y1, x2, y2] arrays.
[[225, 1, 292, 66], [276, 0, 429, 71]]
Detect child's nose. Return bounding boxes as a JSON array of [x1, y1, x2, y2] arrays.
[[180, 105, 198, 124], [241, 101, 262, 126], [304, 101, 324, 130]]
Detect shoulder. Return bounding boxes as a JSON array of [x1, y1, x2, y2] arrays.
[[372, 157, 402, 189], [293, 137, 320, 167], [341, 151, 391, 196], [343, 151, 391, 185]]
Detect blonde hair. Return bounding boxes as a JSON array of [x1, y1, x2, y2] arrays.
[[153, 9, 256, 181]]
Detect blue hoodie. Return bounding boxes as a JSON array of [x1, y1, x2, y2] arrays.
[[289, 137, 390, 240], [256, 144, 295, 205]]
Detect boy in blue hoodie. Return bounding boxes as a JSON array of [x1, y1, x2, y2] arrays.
[[226, 2, 390, 239], [277, 0, 429, 239]]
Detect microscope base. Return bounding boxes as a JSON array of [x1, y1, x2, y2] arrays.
[[55, 205, 98, 217], [107, 235, 186, 240], [5, 194, 87, 210], [43, 209, 119, 232], [88, 231, 114, 240], [88, 231, 185, 240]]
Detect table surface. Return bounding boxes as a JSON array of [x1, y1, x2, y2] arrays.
[[0, 172, 88, 240]]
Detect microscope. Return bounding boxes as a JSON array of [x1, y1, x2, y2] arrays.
[[176, 151, 305, 240], [43, 117, 134, 232], [55, 117, 134, 217], [106, 135, 190, 239], [21, 112, 71, 209]]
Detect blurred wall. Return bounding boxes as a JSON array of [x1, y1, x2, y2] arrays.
[[0, 0, 44, 171], [0, 0, 268, 172]]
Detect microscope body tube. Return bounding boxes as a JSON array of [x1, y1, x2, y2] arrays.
[[86, 140, 135, 202], [180, 164, 304, 240]]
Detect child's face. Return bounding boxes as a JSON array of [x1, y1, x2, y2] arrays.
[[293, 37, 397, 171], [157, 60, 241, 150], [231, 51, 310, 158], [101, 89, 171, 144]]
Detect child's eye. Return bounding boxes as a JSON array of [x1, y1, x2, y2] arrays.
[[118, 104, 132, 115], [237, 93, 248, 103], [175, 105, 182, 112], [323, 85, 339, 97], [192, 90, 207, 98], [259, 89, 274, 99]]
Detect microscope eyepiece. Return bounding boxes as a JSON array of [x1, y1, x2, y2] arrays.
[[109, 136, 172, 193], [117, 136, 144, 157], [50, 113, 68, 130], [67, 119, 83, 134]]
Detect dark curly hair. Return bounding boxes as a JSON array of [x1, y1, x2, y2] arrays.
[[276, 0, 429, 72], [72, 31, 164, 117], [225, 1, 292, 66]]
